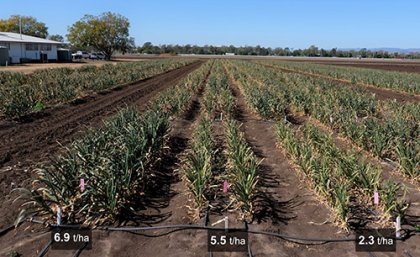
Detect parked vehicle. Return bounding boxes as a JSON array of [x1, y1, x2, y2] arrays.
[[96, 52, 106, 60], [89, 53, 98, 60], [88, 52, 106, 60], [72, 51, 90, 59]]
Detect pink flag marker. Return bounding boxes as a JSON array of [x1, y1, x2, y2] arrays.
[[80, 178, 85, 192], [374, 191, 379, 205], [223, 180, 228, 193]]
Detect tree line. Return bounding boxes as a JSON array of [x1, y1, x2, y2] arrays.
[[138, 43, 420, 59]]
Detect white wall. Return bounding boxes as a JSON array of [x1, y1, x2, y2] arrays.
[[8, 42, 58, 63], [9, 42, 23, 63]]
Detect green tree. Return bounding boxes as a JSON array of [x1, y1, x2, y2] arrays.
[[0, 15, 48, 38], [67, 12, 131, 60], [48, 34, 64, 42], [308, 45, 319, 56], [359, 48, 368, 58], [139, 42, 153, 54], [331, 48, 337, 57]]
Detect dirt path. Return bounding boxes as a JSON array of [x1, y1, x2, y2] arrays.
[[257, 62, 420, 104], [0, 61, 203, 229]]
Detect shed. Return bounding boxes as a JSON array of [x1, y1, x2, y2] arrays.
[[0, 32, 63, 64]]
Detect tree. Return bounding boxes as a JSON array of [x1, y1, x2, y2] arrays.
[[308, 45, 319, 56], [67, 12, 131, 60], [139, 42, 155, 54], [48, 34, 66, 48], [320, 48, 329, 57], [0, 15, 48, 38], [331, 48, 337, 57], [359, 48, 368, 58], [48, 34, 64, 42]]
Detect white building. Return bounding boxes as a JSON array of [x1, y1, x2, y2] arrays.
[[0, 32, 62, 63]]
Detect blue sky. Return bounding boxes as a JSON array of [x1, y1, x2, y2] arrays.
[[1, 0, 419, 49]]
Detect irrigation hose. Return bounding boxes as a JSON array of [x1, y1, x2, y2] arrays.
[[72, 242, 88, 257], [17, 218, 417, 257], [367, 251, 376, 257], [21, 218, 419, 242], [0, 224, 15, 236], [36, 240, 52, 257], [30, 219, 357, 243], [28, 218, 419, 243], [244, 222, 253, 257]]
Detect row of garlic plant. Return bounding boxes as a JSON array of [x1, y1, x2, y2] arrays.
[[224, 119, 259, 220], [182, 117, 215, 213], [15, 61, 210, 226], [151, 60, 213, 115], [214, 61, 260, 219], [276, 122, 407, 223], [261, 61, 420, 94], [182, 61, 260, 220], [225, 60, 408, 223], [180, 61, 217, 214], [230, 60, 419, 180], [16, 108, 170, 225], [202, 62, 235, 119], [0, 58, 194, 118], [301, 124, 408, 219]]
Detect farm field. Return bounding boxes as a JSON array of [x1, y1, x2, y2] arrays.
[[0, 58, 418, 257], [275, 57, 420, 74]]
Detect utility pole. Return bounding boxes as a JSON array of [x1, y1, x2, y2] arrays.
[[19, 15, 22, 39]]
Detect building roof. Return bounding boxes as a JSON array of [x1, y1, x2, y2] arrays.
[[0, 32, 63, 44]]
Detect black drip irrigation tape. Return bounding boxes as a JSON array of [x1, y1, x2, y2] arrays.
[[36, 240, 52, 257], [29, 219, 357, 243], [203, 205, 210, 227], [244, 222, 253, 257], [367, 251, 376, 257], [404, 250, 415, 257], [27, 218, 419, 243], [0, 224, 15, 236], [72, 242, 88, 257], [15, 218, 417, 256]]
